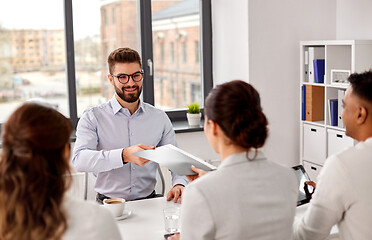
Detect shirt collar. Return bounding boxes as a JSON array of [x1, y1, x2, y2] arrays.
[[218, 150, 266, 169], [110, 94, 145, 115]]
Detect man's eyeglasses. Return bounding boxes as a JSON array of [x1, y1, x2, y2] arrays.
[[111, 71, 144, 84]]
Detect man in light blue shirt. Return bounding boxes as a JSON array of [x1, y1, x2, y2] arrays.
[[72, 47, 187, 202]]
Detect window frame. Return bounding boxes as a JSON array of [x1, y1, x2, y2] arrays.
[[63, 0, 213, 128], [139, 0, 213, 122]]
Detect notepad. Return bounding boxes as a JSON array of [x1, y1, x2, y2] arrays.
[[132, 144, 217, 176]]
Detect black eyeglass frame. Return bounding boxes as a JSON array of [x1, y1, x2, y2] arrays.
[[110, 71, 144, 84]]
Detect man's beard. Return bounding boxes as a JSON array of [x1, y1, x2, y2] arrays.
[[114, 84, 142, 103]]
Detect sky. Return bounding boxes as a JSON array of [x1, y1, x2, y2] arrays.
[[0, 0, 102, 40]]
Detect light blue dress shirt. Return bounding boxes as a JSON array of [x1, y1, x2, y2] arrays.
[[72, 95, 188, 200]]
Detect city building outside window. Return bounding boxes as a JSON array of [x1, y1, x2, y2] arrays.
[[112, 7, 116, 25], [182, 41, 187, 64], [151, 0, 212, 114], [0, 0, 212, 128], [160, 41, 164, 64], [0, 0, 68, 123], [170, 42, 175, 64], [195, 40, 199, 64]]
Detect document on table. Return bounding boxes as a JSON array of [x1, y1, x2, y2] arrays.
[[132, 144, 217, 176]]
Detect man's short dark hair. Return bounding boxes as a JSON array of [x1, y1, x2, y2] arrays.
[[107, 47, 142, 74], [348, 70, 372, 103]]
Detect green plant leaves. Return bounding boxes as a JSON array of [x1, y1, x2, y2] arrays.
[[187, 102, 200, 114]]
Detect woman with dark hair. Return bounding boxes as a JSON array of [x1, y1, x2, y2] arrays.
[[170, 80, 298, 240], [0, 103, 121, 240]]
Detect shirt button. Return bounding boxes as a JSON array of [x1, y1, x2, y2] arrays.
[[130, 133, 134, 136], [132, 184, 136, 187], [132, 167, 135, 170]]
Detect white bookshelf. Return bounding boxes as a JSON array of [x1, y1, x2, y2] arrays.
[[299, 40, 372, 182]]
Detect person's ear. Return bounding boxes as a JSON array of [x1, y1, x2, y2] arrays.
[[108, 74, 114, 86], [356, 106, 367, 125], [209, 120, 218, 136]]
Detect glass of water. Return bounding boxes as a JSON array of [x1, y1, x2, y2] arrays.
[[163, 207, 180, 234]]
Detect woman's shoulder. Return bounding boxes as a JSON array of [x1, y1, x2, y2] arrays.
[[63, 199, 121, 240], [185, 168, 223, 194], [66, 199, 116, 222], [67, 199, 103, 212]]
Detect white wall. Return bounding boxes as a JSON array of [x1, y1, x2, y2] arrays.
[[211, 0, 249, 84], [209, 0, 337, 167], [176, 131, 219, 161], [336, 0, 372, 39], [248, 0, 337, 167]]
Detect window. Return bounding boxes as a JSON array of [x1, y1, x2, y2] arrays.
[[0, 0, 68, 123], [171, 81, 175, 101], [102, 8, 108, 26], [182, 41, 187, 64], [195, 40, 200, 64], [191, 83, 200, 103], [72, 0, 140, 119], [150, 0, 212, 119], [112, 7, 116, 25], [170, 42, 175, 64], [0, 0, 212, 128], [160, 41, 164, 64], [182, 82, 186, 104], [160, 79, 163, 101]]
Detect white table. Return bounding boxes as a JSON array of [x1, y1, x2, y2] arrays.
[[117, 198, 339, 240], [117, 197, 180, 240]]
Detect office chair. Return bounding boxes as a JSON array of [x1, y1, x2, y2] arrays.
[[66, 172, 86, 200], [155, 165, 165, 197]]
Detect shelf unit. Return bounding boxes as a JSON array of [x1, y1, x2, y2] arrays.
[[300, 40, 372, 181]]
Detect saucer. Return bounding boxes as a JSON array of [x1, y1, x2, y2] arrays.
[[115, 210, 132, 221]]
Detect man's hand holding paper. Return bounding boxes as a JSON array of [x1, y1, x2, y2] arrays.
[[132, 144, 216, 176], [122, 144, 155, 166]]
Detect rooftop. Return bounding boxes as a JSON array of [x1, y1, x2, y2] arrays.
[[152, 0, 199, 20]]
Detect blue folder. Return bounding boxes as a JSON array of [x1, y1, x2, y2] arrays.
[[302, 85, 306, 120], [330, 99, 338, 126], [313, 59, 325, 83]]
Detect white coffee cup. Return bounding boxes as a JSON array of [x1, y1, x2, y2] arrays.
[[103, 198, 126, 217]]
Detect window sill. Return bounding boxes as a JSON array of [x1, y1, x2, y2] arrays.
[[67, 120, 204, 143], [172, 119, 204, 133]]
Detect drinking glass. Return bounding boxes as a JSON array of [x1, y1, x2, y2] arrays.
[[163, 207, 180, 234]]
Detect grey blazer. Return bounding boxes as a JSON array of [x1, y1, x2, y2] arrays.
[[180, 151, 298, 240]]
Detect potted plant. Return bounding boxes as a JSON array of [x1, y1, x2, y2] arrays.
[[186, 102, 201, 126]]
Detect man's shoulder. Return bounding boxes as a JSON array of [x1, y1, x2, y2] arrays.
[[326, 140, 372, 171], [82, 101, 112, 116], [332, 140, 367, 161], [142, 102, 163, 112], [141, 102, 168, 116]]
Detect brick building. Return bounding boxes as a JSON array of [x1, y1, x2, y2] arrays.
[[100, 0, 201, 109], [152, 0, 201, 108], [9, 29, 65, 72]]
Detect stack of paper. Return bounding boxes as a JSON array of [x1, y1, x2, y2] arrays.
[[132, 144, 217, 176]]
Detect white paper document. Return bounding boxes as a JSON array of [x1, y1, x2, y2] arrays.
[[132, 144, 217, 176]]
